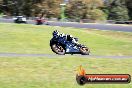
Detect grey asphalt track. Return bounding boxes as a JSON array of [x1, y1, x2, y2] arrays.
[[0, 18, 132, 32], [0, 53, 132, 59], [48, 22, 132, 32]]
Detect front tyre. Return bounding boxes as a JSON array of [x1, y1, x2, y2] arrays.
[[80, 47, 90, 55], [51, 44, 65, 55]]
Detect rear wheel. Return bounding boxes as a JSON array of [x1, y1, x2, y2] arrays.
[[80, 47, 90, 55], [51, 44, 65, 55]]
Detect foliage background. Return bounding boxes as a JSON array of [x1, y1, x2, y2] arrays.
[[0, 0, 132, 21]]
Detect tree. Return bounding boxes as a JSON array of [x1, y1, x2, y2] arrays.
[[1, 0, 29, 16], [32, 0, 62, 18], [1, 0, 63, 17], [65, 1, 86, 20], [65, 0, 106, 21], [104, 0, 129, 21], [126, 0, 132, 20], [86, 9, 106, 21], [108, 5, 129, 21], [0, 0, 3, 13]]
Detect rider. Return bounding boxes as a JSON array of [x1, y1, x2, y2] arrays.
[[66, 34, 79, 45], [52, 30, 79, 45]]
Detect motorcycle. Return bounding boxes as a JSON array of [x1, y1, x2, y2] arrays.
[[50, 33, 90, 55], [35, 17, 49, 25]]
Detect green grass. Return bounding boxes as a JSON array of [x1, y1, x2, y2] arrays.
[[0, 23, 132, 88], [0, 57, 132, 88], [0, 23, 132, 55]]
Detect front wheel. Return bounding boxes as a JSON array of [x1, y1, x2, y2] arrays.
[[51, 44, 65, 55], [80, 47, 90, 55]]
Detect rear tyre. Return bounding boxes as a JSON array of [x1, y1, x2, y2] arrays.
[[80, 47, 90, 55], [51, 44, 65, 55]]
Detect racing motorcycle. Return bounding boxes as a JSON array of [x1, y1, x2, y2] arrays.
[[50, 31, 90, 55]]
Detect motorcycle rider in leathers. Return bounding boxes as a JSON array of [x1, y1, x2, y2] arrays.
[[52, 30, 79, 45]]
